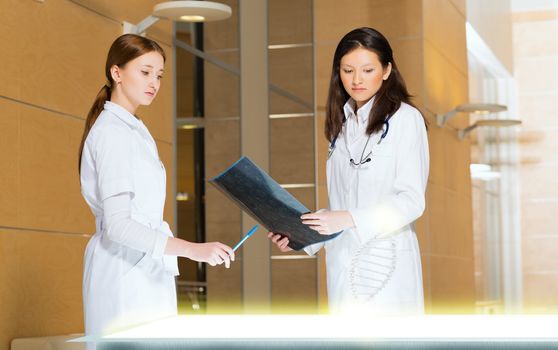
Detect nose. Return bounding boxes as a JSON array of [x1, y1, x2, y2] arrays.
[[352, 71, 362, 85]]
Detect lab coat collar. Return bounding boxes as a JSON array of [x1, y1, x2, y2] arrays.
[[343, 96, 376, 124], [104, 101, 143, 130]]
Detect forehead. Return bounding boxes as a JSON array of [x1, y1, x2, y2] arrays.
[[340, 47, 380, 65], [130, 51, 165, 70]]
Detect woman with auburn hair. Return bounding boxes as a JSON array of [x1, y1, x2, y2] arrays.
[[270, 27, 429, 315], [79, 34, 234, 346]]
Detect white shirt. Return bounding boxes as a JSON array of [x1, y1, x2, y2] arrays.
[[80, 101, 178, 342], [307, 97, 429, 314]]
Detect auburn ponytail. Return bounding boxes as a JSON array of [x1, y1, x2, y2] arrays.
[[78, 84, 111, 172]]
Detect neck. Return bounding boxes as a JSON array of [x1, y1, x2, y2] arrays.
[[110, 90, 138, 117]]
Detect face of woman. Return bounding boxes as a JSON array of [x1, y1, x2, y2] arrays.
[[111, 51, 164, 112], [339, 47, 391, 109]]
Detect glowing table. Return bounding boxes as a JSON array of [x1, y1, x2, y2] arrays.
[[71, 314, 558, 349]]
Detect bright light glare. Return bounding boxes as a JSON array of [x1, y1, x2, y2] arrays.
[[180, 15, 205, 21], [102, 315, 558, 340]]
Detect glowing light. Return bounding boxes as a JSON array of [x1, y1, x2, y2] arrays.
[[180, 15, 205, 21], [94, 315, 558, 340]]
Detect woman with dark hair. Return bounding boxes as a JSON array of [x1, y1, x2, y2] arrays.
[[270, 27, 429, 315], [79, 34, 234, 345]]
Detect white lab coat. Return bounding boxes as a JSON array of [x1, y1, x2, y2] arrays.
[[306, 98, 429, 315], [80, 101, 179, 344]]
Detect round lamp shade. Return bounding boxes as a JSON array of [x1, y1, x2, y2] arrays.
[[153, 1, 232, 22], [476, 119, 521, 127], [456, 103, 507, 114]]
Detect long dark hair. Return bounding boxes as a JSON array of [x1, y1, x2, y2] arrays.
[[78, 34, 166, 171], [325, 27, 425, 142]]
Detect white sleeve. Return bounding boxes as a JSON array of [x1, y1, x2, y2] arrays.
[[103, 192, 169, 258], [94, 125, 135, 201], [349, 108, 429, 240]]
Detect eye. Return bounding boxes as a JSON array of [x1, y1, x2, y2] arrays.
[[364, 69, 374, 73], [141, 71, 149, 76], [342, 69, 353, 74]]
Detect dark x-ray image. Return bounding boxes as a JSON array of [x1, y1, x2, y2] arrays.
[[209, 157, 342, 251]]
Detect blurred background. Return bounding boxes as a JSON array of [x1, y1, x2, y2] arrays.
[[1, 0, 557, 348]]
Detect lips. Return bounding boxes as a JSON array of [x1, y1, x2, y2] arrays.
[[145, 91, 155, 97]]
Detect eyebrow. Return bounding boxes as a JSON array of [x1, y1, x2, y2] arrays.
[[142, 64, 164, 72], [340, 63, 375, 68]]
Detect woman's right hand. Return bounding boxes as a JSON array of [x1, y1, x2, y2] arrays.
[[185, 241, 235, 268], [267, 232, 292, 252]]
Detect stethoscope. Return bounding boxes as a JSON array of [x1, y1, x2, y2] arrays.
[[328, 116, 391, 166]]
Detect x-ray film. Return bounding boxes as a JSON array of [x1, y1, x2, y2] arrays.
[[209, 157, 342, 251]]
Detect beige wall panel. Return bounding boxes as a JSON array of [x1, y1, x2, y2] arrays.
[[206, 261, 242, 313], [0, 0, 115, 117], [69, 0, 173, 43], [420, 253, 433, 311], [423, 40, 469, 129], [515, 56, 558, 93], [517, 94, 558, 127], [314, 43, 336, 107], [423, 0, 468, 76], [513, 20, 558, 57], [204, 0, 239, 51], [204, 120, 240, 177], [467, 0, 513, 73], [314, 0, 422, 44], [449, 0, 466, 18], [271, 258, 317, 314], [414, 214, 430, 255], [141, 41, 174, 144], [268, 0, 312, 45], [0, 101, 20, 228], [429, 255, 475, 313], [203, 52, 240, 118], [0, 1, 173, 143], [269, 47, 313, 114], [519, 131, 558, 166], [427, 127, 447, 187], [523, 273, 558, 312], [270, 118, 314, 184], [428, 185, 473, 259], [0, 229, 88, 349], [519, 165, 558, 197], [522, 235, 558, 273], [157, 141, 174, 231], [390, 38, 425, 107], [427, 184, 448, 255], [520, 200, 558, 235], [19, 107, 93, 234], [270, 93, 312, 115]]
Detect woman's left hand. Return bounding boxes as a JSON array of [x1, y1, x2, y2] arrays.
[[301, 210, 355, 235]]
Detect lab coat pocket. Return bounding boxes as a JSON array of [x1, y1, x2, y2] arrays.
[[122, 249, 150, 277]]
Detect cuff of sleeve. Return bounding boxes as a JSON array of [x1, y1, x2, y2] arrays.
[[349, 207, 379, 242], [100, 178, 134, 201], [304, 242, 324, 256], [152, 234, 169, 259]]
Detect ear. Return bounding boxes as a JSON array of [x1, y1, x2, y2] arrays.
[[110, 65, 122, 84], [383, 62, 392, 81]]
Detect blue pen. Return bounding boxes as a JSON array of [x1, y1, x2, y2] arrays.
[[233, 224, 259, 252]]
